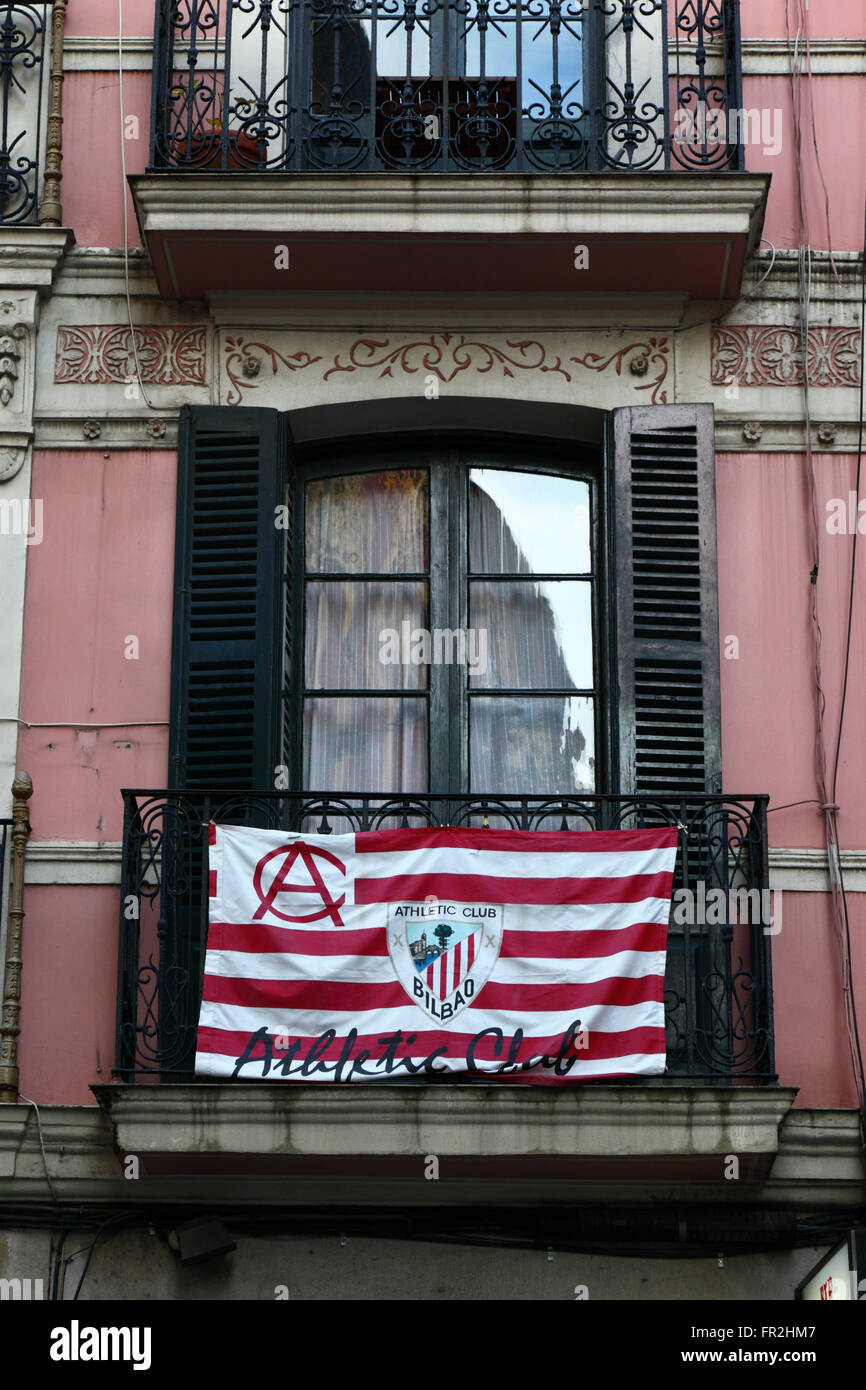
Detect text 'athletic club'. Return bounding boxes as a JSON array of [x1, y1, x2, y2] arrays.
[[196, 824, 679, 1082]]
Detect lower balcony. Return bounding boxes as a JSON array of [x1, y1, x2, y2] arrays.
[[115, 790, 775, 1086]]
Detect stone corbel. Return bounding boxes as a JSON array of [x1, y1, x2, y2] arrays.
[[0, 435, 30, 484]]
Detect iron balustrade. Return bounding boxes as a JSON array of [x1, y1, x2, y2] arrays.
[[115, 789, 774, 1083], [150, 0, 744, 174], [0, 3, 49, 224]]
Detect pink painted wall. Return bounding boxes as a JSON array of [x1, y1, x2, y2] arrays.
[[717, 451, 866, 1106], [742, 76, 866, 253], [60, 0, 155, 249], [15, 450, 175, 1102], [18, 450, 175, 842], [740, 0, 866, 43], [66, 0, 157, 38], [717, 454, 866, 851], [17, 888, 120, 1106], [738, 0, 866, 249], [772, 891, 866, 1109], [61, 72, 147, 250]]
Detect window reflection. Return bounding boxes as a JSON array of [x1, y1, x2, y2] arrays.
[[470, 469, 591, 573]]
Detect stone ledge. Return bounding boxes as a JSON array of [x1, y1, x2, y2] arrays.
[[4, 1092, 865, 1215], [24, 840, 124, 885], [0, 1103, 117, 1182], [715, 418, 866, 454], [0, 229, 75, 291], [33, 417, 180, 451], [132, 172, 770, 240], [93, 1082, 797, 1160]]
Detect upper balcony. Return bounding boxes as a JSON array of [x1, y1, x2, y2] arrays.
[[133, 0, 769, 301]]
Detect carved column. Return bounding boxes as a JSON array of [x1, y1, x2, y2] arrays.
[[0, 772, 33, 1102], [38, 0, 68, 227]]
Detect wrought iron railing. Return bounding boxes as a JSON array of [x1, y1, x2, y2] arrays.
[[0, 3, 50, 224], [150, 0, 743, 174], [115, 789, 774, 1083]]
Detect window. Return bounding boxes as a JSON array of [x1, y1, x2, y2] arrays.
[[169, 400, 721, 799], [296, 450, 599, 795]]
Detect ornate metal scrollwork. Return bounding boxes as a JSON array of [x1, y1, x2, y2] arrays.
[[150, 0, 743, 174]]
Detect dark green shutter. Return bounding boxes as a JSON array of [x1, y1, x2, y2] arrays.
[[612, 403, 721, 796], [170, 405, 287, 789]]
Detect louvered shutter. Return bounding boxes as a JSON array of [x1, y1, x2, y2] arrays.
[[612, 403, 721, 795], [170, 405, 287, 788]]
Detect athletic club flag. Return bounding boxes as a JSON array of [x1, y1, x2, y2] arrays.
[[195, 824, 679, 1082]]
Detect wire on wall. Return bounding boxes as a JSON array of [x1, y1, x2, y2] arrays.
[[787, 0, 866, 1143]]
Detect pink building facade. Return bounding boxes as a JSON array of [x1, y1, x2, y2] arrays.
[[0, 0, 864, 1300]]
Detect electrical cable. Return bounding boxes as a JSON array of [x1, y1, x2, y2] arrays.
[[831, 191, 866, 802], [71, 1213, 134, 1300], [17, 1097, 60, 1207], [0, 718, 169, 728], [822, 190, 866, 1151], [50, 1230, 67, 1301], [766, 799, 823, 813], [787, 0, 866, 1143], [669, 239, 780, 344]]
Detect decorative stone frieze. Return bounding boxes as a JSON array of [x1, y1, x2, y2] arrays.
[[55, 325, 208, 386], [221, 331, 672, 408], [711, 324, 862, 389]]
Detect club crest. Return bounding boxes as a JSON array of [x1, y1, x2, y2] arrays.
[[388, 901, 504, 1022]]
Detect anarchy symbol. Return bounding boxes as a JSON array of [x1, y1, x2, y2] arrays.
[[252, 842, 346, 926]]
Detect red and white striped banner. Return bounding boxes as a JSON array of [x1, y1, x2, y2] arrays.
[[195, 824, 678, 1082]]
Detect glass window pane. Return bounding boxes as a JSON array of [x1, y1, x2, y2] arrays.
[[469, 580, 593, 688], [306, 470, 428, 573], [471, 696, 595, 793], [469, 470, 590, 574], [304, 697, 428, 792], [306, 581, 427, 689]]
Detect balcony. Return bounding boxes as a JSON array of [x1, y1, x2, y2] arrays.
[[115, 789, 775, 1085], [0, 1, 50, 226], [133, 0, 769, 299]]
